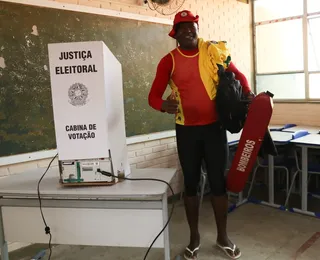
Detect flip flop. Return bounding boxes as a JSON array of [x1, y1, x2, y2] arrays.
[[183, 245, 200, 260], [216, 242, 241, 259]]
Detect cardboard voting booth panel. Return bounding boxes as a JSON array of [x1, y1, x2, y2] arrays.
[[48, 41, 130, 185]]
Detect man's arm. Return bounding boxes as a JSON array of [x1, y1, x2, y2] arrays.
[[226, 62, 253, 95], [148, 54, 173, 111]]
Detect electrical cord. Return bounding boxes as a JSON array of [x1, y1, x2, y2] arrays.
[[97, 169, 175, 260], [37, 153, 58, 260], [37, 157, 175, 260]]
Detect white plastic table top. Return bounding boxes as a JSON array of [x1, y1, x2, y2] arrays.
[[226, 125, 298, 145], [226, 128, 293, 145], [270, 131, 295, 143], [290, 133, 320, 146], [269, 124, 285, 130], [227, 130, 242, 145], [282, 126, 320, 134], [0, 167, 177, 199]]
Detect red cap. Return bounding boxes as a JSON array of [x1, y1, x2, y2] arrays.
[[168, 10, 199, 38]]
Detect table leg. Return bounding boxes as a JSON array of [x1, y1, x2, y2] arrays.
[[0, 207, 9, 260], [238, 192, 243, 203], [301, 146, 308, 211], [268, 155, 274, 204], [162, 194, 170, 260]]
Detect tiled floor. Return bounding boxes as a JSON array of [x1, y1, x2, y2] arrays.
[[5, 192, 320, 260]]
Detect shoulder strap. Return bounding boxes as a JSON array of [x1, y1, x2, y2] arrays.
[[216, 63, 225, 77]]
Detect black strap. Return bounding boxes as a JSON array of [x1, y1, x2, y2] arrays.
[[216, 64, 224, 77]]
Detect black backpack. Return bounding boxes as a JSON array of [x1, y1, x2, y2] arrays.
[[215, 66, 278, 157], [215, 64, 249, 133]]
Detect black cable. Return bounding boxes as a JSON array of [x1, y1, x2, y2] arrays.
[[37, 153, 58, 260], [37, 158, 174, 260], [97, 169, 175, 260]]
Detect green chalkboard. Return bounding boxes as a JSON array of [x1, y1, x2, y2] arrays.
[[0, 2, 176, 157]]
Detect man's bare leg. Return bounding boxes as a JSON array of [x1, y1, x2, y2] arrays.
[[211, 194, 241, 257], [184, 195, 200, 258]]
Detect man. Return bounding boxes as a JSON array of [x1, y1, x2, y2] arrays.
[[148, 10, 253, 260]]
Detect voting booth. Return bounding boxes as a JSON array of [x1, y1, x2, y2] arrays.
[[48, 41, 130, 185]]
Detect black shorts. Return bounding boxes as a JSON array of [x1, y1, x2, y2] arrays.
[[176, 122, 228, 196]]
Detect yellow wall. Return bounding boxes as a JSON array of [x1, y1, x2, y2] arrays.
[[272, 103, 320, 126]]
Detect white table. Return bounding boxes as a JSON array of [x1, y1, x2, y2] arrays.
[[269, 124, 286, 131], [290, 134, 320, 213], [227, 130, 242, 146], [270, 131, 295, 143], [226, 130, 296, 205], [267, 131, 296, 204], [283, 125, 320, 134], [0, 167, 176, 260]]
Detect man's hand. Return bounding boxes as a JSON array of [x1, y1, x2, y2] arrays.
[[247, 91, 255, 99], [245, 91, 255, 102], [161, 100, 179, 114]]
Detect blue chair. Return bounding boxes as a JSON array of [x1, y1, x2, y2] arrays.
[[247, 130, 308, 199], [269, 123, 296, 132], [283, 123, 297, 130], [31, 250, 46, 260], [199, 160, 208, 208], [291, 130, 310, 139], [285, 132, 320, 207], [247, 153, 290, 198]]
